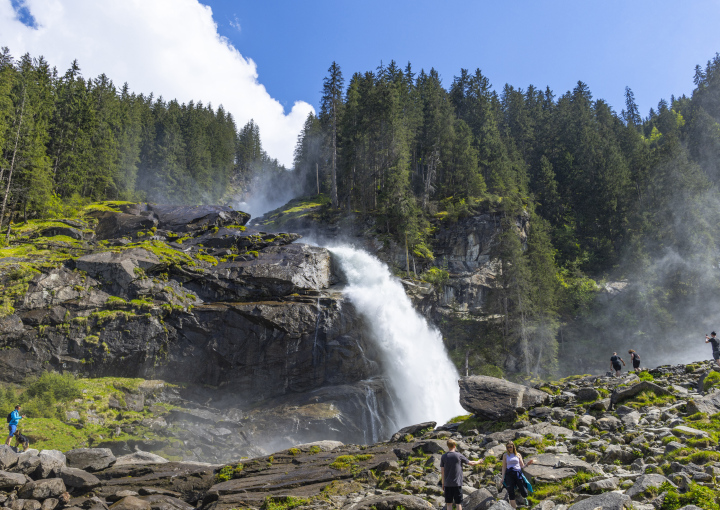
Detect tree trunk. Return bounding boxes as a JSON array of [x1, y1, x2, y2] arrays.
[[0, 89, 26, 230]]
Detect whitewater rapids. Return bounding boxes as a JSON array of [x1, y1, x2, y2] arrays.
[[329, 246, 465, 428]]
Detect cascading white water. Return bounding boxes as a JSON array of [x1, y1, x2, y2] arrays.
[[329, 246, 465, 427]]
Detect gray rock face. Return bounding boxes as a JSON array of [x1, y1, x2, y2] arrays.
[[65, 448, 116, 472], [0, 445, 20, 470], [148, 205, 249, 233], [18, 478, 66, 500], [626, 474, 674, 500], [108, 496, 151, 510], [568, 492, 631, 510], [458, 376, 548, 420]]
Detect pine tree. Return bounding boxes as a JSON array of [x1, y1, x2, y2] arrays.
[[320, 62, 344, 208]]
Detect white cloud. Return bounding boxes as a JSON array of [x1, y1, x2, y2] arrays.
[[229, 14, 241, 33], [0, 0, 313, 167]]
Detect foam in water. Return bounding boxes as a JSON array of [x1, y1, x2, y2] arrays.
[[330, 246, 466, 427]]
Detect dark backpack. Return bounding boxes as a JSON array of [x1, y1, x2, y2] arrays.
[[6, 413, 11, 424]]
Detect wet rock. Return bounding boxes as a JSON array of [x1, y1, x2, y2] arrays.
[[65, 449, 116, 472], [459, 376, 548, 420], [19, 478, 66, 500]]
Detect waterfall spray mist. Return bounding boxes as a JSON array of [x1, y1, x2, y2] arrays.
[[330, 246, 465, 427]]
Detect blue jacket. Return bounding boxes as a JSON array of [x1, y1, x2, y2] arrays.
[[9, 410, 22, 426]]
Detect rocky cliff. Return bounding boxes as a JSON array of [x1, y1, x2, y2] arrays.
[[0, 202, 395, 462]]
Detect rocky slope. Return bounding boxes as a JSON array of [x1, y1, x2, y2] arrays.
[[2, 362, 718, 510], [0, 202, 395, 462]]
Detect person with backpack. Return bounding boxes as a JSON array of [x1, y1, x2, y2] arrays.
[[12, 429, 29, 452], [5, 405, 25, 446], [628, 350, 641, 373], [610, 352, 625, 377], [501, 441, 535, 509], [705, 332, 720, 367]]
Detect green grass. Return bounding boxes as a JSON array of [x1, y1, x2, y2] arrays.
[[659, 481, 719, 510], [527, 471, 594, 505], [618, 390, 676, 409], [703, 371, 720, 392], [215, 463, 244, 482], [260, 496, 311, 510], [637, 370, 655, 382], [329, 454, 374, 471]]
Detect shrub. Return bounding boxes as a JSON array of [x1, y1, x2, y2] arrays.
[[420, 267, 449, 286], [703, 371, 720, 392]]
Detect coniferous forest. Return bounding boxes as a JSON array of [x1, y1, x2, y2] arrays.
[[2, 46, 720, 378]]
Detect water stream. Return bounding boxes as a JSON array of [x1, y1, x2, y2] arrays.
[[329, 246, 465, 428]]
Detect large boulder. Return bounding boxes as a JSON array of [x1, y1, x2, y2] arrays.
[[148, 205, 249, 233], [463, 488, 495, 510], [0, 445, 21, 470], [626, 474, 675, 500], [58, 467, 101, 489], [65, 448, 116, 472], [523, 454, 592, 482], [390, 422, 436, 441], [113, 452, 168, 467], [36, 451, 66, 479], [611, 381, 672, 405], [686, 391, 720, 415], [0, 470, 29, 490], [75, 249, 160, 294], [458, 376, 549, 420], [568, 492, 631, 510], [18, 478, 66, 500], [345, 494, 434, 510]]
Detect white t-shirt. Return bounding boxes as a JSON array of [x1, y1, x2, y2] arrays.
[[505, 453, 521, 469]]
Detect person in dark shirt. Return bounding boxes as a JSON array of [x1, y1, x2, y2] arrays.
[[440, 438, 480, 510], [705, 332, 720, 367], [12, 429, 29, 452], [628, 350, 641, 373], [610, 352, 625, 376]]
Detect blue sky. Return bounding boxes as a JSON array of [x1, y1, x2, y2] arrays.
[[206, 0, 720, 117]]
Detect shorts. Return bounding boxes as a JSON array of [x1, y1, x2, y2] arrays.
[[444, 486, 463, 504], [612, 364, 622, 372], [632, 360, 640, 369], [713, 351, 720, 361], [7, 424, 16, 438]]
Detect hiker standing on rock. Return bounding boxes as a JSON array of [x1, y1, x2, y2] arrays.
[[610, 352, 625, 377], [628, 350, 641, 373], [5, 405, 24, 446], [441, 438, 480, 510], [501, 441, 534, 509], [705, 332, 720, 366]]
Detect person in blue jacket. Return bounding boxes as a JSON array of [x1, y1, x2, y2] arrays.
[[5, 405, 25, 446]]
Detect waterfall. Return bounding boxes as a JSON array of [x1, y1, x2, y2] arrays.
[[329, 246, 465, 427]]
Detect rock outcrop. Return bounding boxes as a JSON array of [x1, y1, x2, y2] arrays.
[[458, 376, 549, 420], [0, 203, 394, 462]]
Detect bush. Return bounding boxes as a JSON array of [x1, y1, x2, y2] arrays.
[[25, 372, 81, 402], [420, 267, 449, 286], [660, 481, 719, 510]]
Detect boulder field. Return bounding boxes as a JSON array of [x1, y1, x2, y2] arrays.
[[0, 362, 717, 510]]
